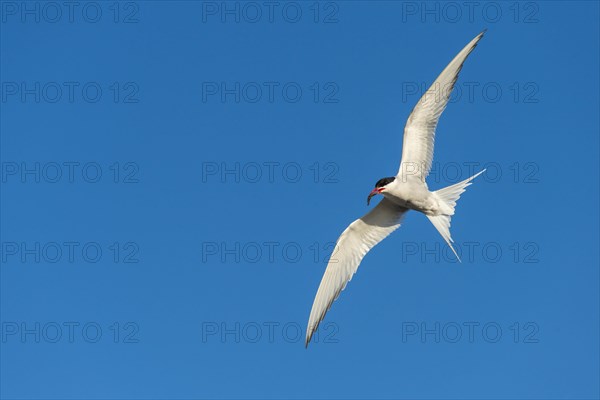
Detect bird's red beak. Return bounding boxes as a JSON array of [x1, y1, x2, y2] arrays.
[[367, 188, 384, 205]]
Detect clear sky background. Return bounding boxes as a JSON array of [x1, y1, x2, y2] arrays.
[[1, 1, 599, 399]]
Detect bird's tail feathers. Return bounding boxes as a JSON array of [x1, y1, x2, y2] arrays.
[[426, 169, 485, 262]]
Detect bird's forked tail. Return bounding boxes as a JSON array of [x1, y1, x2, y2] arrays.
[[426, 170, 485, 262]]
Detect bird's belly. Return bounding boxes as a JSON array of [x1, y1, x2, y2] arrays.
[[384, 187, 439, 214]]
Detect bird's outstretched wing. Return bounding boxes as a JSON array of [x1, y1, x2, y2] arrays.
[[398, 30, 485, 181], [305, 199, 408, 346]]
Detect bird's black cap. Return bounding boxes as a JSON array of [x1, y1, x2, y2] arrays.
[[374, 177, 395, 188]]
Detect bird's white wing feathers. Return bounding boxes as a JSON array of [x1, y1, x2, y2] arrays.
[[305, 32, 486, 346], [398, 30, 485, 180], [305, 199, 408, 346]]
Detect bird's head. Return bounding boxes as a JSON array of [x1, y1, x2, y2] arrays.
[[367, 177, 395, 205]]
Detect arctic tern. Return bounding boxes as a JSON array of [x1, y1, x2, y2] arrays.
[[306, 31, 487, 347]]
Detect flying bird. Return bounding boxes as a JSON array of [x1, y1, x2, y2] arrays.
[[305, 31, 487, 347]]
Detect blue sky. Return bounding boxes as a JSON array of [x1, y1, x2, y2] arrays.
[[1, 1, 599, 399]]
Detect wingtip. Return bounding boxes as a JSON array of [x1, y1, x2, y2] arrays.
[[305, 326, 313, 348], [472, 168, 486, 180], [472, 29, 487, 44], [452, 248, 462, 263], [305, 334, 312, 348]]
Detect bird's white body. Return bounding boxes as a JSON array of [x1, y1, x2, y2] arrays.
[[382, 178, 441, 215], [305, 31, 488, 347]]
